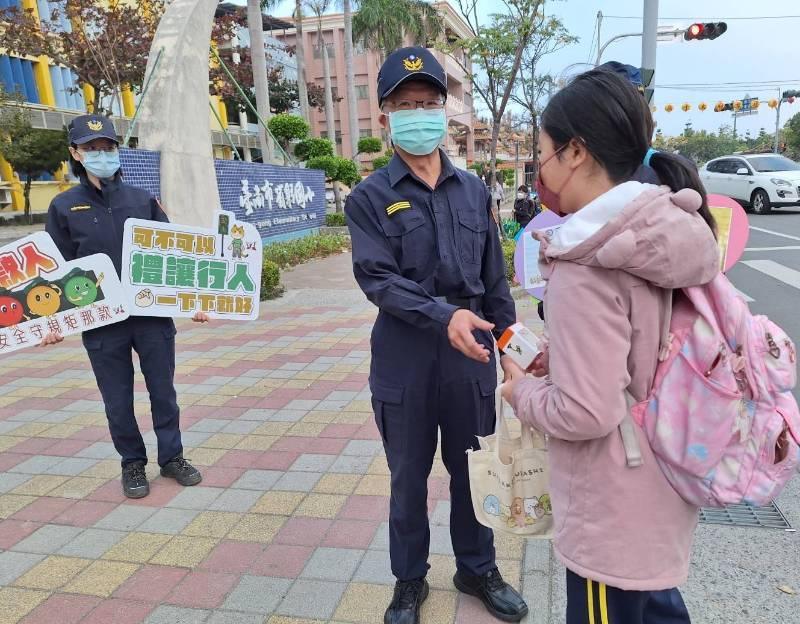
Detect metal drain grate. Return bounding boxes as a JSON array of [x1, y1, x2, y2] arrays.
[[699, 501, 794, 530]]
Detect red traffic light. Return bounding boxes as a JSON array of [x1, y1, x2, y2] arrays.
[[688, 23, 704, 39], [684, 21, 727, 41]]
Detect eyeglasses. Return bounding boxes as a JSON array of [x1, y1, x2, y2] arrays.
[[78, 145, 118, 154], [389, 99, 445, 111]]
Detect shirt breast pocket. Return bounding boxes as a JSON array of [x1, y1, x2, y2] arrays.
[[457, 210, 488, 265], [381, 210, 435, 274]]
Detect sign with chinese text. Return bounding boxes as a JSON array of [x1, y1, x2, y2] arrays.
[[0, 233, 129, 355], [121, 211, 262, 320], [513, 210, 570, 300], [215, 160, 326, 241]]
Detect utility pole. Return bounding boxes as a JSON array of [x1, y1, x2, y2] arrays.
[[641, 0, 659, 103], [774, 87, 782, 153], [247, 0, 273, 163]]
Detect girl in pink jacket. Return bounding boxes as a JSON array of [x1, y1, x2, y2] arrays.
[[502, 69, 720, 623]]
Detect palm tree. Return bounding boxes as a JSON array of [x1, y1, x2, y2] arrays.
[[342, 0, 359, 161], [294, 0, 310, 121], [306, 0, 345, 212], [352, 0, 442, 62], [248, 0, 273, 161]]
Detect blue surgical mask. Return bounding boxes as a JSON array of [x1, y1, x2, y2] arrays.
[[81, 150, 120, 179], [389, 109, 447, 156]]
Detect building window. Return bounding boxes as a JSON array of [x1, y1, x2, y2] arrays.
[[355, 85, 369, 100], [359, 128, 372, 138], [331, 87, 339, 100], [312, 43, 335, 59]]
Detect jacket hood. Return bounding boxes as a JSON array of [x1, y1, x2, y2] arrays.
[[542, 186, 720, 289]]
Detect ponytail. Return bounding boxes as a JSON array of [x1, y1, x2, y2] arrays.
[[648, 151, 717, 236]]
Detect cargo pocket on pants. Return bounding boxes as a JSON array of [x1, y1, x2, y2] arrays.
[[370, 380, 405, 452]]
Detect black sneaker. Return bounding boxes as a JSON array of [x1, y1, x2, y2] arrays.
[[385, 578, 429, 624], [121, 462, 149, 499], [453, 567, 528, 622], [160, 455, 202, 486]]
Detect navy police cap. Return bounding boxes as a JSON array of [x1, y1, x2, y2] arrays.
[[68, 114, 119, 145], [377, 46, 447, 106]]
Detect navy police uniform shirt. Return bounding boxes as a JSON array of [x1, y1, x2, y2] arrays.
[[345, 150, 515, 338], [46, 174, 167, 277], [45, 174, 174, 336]]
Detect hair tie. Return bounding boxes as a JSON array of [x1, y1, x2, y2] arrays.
[[643, 148, 657, 167]]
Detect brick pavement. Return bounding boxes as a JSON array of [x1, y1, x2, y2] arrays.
[[0, 253, 550, 624]]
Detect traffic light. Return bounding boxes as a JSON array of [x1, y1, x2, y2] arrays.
[[684, 22, 728, 41], [783, 90, 800, 100]]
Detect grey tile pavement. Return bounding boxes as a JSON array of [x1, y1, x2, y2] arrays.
[[222, 575, 292, 614], [300, 547, 365, 582], [0, 550, 45, 585], [11, 524, 84, 554], [231, 470, 282, 491], [138, 508, 201, 535], [57, 528, 127, 559], [145, 605, 210, 624], [94, 504, 158, 531], [272, 471, 322, 492], [275, 579, 347, 620], [207, 489, 263, 513]]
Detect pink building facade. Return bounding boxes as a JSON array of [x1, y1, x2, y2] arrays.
[[273, 1, 476, 166]]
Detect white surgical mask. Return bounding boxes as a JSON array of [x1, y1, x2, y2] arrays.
[[517, 192, 526, 199]]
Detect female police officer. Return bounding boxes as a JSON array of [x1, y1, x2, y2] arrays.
[[40, 114, 204, 499]]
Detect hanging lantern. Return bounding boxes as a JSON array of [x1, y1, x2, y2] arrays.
[[650, 104, 657, 113], [751, 99, 760, 110], [698, 102, 708, 112], [789, 97, 796, 104], [714, 101, 725, 112], [733, 100, 743, 111], [768, 98, 779, 108], [664, 104, 674, 113], [681, 102, 691, 112]]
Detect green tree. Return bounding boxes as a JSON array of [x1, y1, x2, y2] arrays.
[[510, 9, 577, 174], [0, 99, 68, 223], [355, 136, 383, 160], [450, 0, 542, 188], [307, 155, 362, 192], [295, 137, 335, 160], [267, 114, 310, 163], [783, 112, 800, 158], [352, 0, 443, 60]]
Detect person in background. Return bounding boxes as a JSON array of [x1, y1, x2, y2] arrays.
[[513, 184, 536, 229], [503, 68, 718, 624], [42, 114, 206, 499], [493, 175, 505, 213]]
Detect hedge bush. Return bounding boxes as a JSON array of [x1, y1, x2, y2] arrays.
[[262, 232, 351, 270], [502, 239, 517, 285], [325, 213, 347, 227], [260, 260, 283, 300]]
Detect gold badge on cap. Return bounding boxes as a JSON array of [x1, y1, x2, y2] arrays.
[[87, 120, 103, 131], [402, 55, 423, 72]]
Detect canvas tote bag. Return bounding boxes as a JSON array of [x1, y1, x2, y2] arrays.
[[467, 385, 552, 538]]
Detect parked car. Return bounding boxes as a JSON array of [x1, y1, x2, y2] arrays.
[[700, 154, 800, 214]]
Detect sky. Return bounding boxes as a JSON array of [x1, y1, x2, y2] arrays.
[[235, 0, 800, 138]]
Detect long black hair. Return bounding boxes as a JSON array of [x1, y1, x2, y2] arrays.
[[541, 68, 715, 234]]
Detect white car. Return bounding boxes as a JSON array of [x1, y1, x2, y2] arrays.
[[700, 154, 800, 214]]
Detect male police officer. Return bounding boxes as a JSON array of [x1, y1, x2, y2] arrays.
[[345, 48, 528, 624], [43, 114, 203, 499]]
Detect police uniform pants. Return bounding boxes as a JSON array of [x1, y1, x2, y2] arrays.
[[370, 311, 497, 582], [566, 570, 691, 624], [83, 317, 183, 468]]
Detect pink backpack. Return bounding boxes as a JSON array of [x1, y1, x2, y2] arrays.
[[626, 273, 800, 508]]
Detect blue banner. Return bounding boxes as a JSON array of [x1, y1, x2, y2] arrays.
[[215, 160, 326, 242]]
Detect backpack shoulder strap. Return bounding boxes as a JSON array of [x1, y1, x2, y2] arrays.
[[658, 289, 674, 362]]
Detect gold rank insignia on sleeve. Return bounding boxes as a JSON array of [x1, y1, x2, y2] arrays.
[[386, 201, 411, 216], [70, 205, 92, 211]]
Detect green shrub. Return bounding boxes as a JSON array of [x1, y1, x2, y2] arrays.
[[501, 239, 517, 284], [357, 136, 383, 155], [262, 232, 351, 270], [326, 213, 347, 227], [260, 260, 283, 300], [295, 137, 334, 160], [372, 154, 391, 170]]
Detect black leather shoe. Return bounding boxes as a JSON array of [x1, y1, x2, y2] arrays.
[[160, 455, 202, 486], [385, 578, 429, 624], [454, 567, 528, 622], [121, 462, 149, 499]]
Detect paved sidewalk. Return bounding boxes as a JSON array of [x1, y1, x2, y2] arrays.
[[1, 251, 797, 624], [0, 252, 549, 624]]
